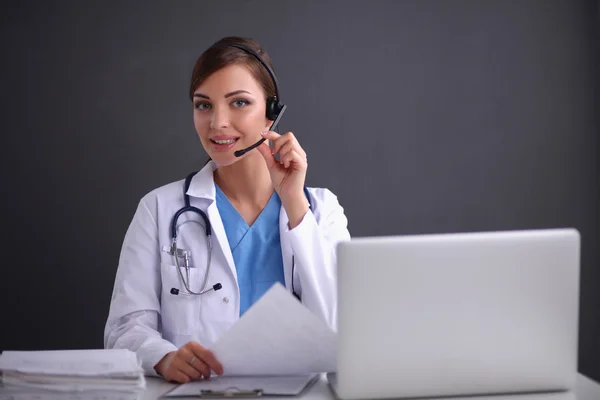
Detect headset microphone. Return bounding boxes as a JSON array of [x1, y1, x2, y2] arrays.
[[234, 104, 287, 157]]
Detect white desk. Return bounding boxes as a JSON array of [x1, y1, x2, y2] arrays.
[[143, 373, 600, 400]]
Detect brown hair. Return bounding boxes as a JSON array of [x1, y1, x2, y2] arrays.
[[189, 36, 276, 102]]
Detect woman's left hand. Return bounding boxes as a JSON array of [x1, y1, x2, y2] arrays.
[[256, 130, 309, 228]]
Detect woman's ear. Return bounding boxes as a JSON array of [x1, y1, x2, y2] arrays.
[[264, 118, 273, 132]]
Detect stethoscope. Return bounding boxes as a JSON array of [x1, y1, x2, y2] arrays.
[[168, 170, 313, 298], [168, 171, 221, 297]]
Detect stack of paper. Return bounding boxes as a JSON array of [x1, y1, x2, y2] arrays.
[[0, 349, 145, 399]]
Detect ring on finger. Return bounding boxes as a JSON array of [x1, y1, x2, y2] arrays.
[[189, 355, 197, 365]]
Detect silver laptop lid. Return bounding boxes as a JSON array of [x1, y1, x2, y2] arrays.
[[335, 228, 579, 399]]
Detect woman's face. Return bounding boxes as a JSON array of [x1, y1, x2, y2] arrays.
[[193, 64, 271, 166]]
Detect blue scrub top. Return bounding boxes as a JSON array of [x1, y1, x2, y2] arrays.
[[215, 184, 286, 316]]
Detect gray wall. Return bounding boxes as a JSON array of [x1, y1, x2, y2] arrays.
[[1, 0, 598, 381]]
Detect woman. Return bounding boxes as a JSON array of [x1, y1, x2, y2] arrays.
[[104, 36, 351, 383]]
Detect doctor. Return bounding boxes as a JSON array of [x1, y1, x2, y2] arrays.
[[103, 36, 351, 383]]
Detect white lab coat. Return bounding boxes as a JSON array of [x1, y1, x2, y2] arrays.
[[103, 161, 351, 375]]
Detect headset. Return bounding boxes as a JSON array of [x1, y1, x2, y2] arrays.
[[207, 41, 288, 157]]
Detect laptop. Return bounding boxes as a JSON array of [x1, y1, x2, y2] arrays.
[[328, 228, 580, 400]]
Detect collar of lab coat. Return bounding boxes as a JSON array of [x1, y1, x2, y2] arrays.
[[184, 159, 293, 229], [185, 160, 218, 201]]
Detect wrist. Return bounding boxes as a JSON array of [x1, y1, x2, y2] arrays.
[[154, 351, 174, 376], [281, 193, 309, 229]]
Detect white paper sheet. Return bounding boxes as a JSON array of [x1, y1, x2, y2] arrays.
[[163, 374, 317, 397], [209, 283, 337, 376], [1, 371, 145, 392], [0, 349, 143, 377], [0, 388, 141, 400], [0, 349, 145, 394]]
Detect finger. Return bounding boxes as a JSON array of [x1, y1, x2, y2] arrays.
[[193, 359, 212, 379], [281, 150, 294, 169], [274, 132, 298, 156], [280, 140, 306, 162], [178, 348, 205, 380], [256, 140, 279, 170], [172, 356, 201, 381], [191, 359, 212, 380], [282, 149, 307, 170], [155, 351, 176, 377], [189, 342, 224, 376], [167, 369, 191, 384], [181, 346, 211, 379], [262, 131, 292, 155], [177, 361, 202, 381], [281, 146, 294, 168], [261, 130, 282, 142], [284, 132, 306, 158], [276, 141, 295, 164], [277, 132, 306, 160]]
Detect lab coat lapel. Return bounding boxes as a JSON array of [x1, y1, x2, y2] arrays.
[[186, 161, 238, 283], [207, 202, 238, 282], [279, 205, 294, 292]]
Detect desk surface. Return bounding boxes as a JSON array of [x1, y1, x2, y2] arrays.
[[143, 373, 600, 400]]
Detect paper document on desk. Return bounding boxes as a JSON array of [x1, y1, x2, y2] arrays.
[[0, 349, 143, 377], [210, 282, 337, 376], [0, 349, 145, 395], [163, 374, 318, 397], [0, 389, 141, 400]]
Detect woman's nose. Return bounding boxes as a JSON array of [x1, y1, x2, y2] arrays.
[[210, 105, 230, 129]]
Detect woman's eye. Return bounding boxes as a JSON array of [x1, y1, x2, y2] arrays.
[[194, 102, 211, 110], [232, 99, 249, 108]]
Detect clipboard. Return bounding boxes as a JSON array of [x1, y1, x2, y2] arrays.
[[174, 388, 264, 398], [161, 374, 319, 398]]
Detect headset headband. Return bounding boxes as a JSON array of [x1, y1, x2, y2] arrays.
[[209, 42, 280, 100]]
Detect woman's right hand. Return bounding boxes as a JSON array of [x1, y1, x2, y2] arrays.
[[154, 341, 224, 383]]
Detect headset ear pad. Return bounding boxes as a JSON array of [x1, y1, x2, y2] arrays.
[[266, 96, 284, 121]]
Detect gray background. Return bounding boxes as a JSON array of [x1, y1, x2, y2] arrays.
[[1, 0, 599, 381]]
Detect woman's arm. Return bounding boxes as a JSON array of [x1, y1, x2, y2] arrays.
[[104, 198, 177, 376], [282, 188, 351, 331]]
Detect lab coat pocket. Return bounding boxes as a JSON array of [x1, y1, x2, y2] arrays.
[[160, 262, 202, 336]]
